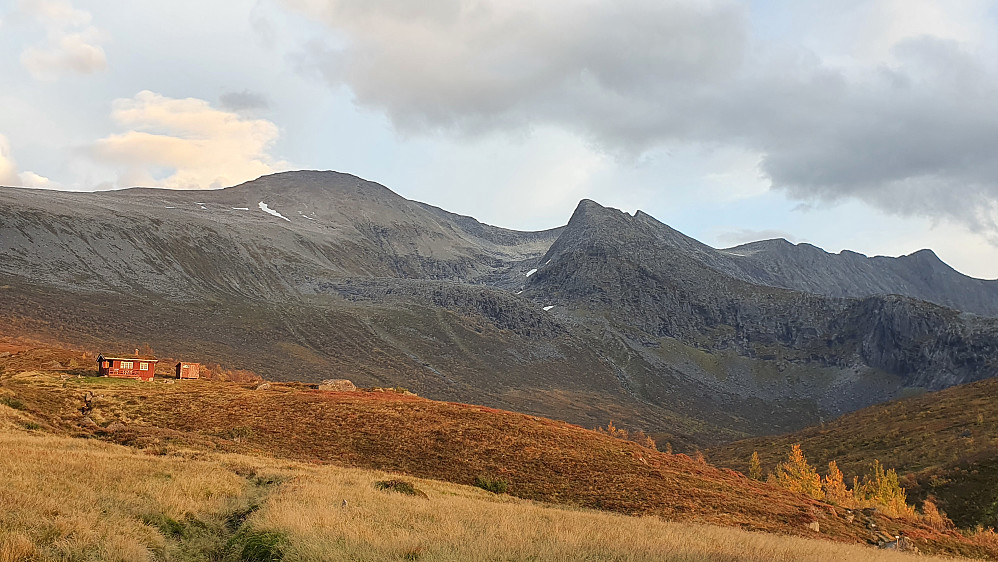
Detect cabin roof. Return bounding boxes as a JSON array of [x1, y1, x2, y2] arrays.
[[99, 356, 159, 362]]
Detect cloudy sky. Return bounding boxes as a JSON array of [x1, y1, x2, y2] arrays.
[[3, 1, 998, 278]]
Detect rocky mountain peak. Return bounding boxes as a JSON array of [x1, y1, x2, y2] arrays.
[[899, 248, 949, 270], [565, 198, 630, 228], [227, 170, 402, 203]]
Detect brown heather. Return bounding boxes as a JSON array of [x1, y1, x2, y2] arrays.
[[0, 417, 963, 562], [3, 345, 998, 559]]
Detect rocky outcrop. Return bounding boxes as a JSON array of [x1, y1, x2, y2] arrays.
[[318, 379, 357, 392]]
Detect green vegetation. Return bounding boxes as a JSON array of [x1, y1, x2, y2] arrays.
[[230, 529, 287, 562], [473, 475, 509, 495], [374, 479, 427, 498], [0, 395, 25, 410]]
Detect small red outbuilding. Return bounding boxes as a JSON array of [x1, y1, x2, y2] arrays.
[[97, 354, 158, 381], [175, 362, 201, 380]]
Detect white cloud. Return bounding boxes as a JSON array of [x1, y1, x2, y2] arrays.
[[283, 0, 998, 238], [18, 0, 107, 80], [0, 134, 56, 188], [0, 136, 19, 186], [90, 90, 287, 189]]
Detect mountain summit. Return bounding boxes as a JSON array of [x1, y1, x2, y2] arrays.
[[2, 170, 997, 446]]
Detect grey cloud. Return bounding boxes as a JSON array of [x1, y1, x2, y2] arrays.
[[289, 0, 747, 139], [220, 90, 271, 112], [763, 38, 998, 233], [285, 0, 998, 234]]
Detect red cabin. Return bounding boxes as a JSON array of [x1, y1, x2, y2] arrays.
[[175, 362, 200, 380], [97, 354, 158, 381]]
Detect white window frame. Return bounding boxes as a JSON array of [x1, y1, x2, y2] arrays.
[[120, 361, 133, 370], [139, 362, 149, 370]]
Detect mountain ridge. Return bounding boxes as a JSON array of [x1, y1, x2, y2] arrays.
[[2, 170, 998, 447]]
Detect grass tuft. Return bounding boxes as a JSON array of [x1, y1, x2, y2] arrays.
[[0, 396, 25, 410], [374, 479, 428, 498], [474, 475, 509, 494], [231, 529, 287, 562]]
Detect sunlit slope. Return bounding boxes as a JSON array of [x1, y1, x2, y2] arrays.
[[2, 357, 997, 558], [710, 376, 998, 528], [0, 417, 958, 562]]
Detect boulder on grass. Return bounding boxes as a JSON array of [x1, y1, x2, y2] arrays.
[[318, 379, 356, 392]]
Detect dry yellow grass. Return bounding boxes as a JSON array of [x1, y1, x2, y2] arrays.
[[0, 403, 954, 562], [0, 417, 253, 560], [257, 471, 955, 562]]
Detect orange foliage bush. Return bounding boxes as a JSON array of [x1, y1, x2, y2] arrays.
[[775, 444, 824, 500], [594, 421, 657, 450], [822, 461, 850, 505]]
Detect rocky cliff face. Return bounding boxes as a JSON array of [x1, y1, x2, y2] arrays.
[[721, 239, 998, 317], [524, 199, 998, 395], [2, 171, 997, 445]]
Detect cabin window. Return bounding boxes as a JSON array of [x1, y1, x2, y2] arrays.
[[120, 361, 133, 370], [139, 362, 149, 370]]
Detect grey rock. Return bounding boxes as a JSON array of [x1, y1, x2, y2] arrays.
[[318, 379, 357, 392]]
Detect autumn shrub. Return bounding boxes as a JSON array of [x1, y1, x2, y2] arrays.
[[853, 460, 915, 518], [595, 421, 657, 450], [823, 461, 851, 505], [775, 444, 824, 500], [226, 426, 254, 442], [748, 451, 763, 480], [921, 496, 950, 529], [968, 526, 998, 549]]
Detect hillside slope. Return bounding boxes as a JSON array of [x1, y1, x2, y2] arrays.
[[709, 376, 998, 529], [0, 410, 961, 562], [1, 349, 996, 559], [0, 171, 560, 299]]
